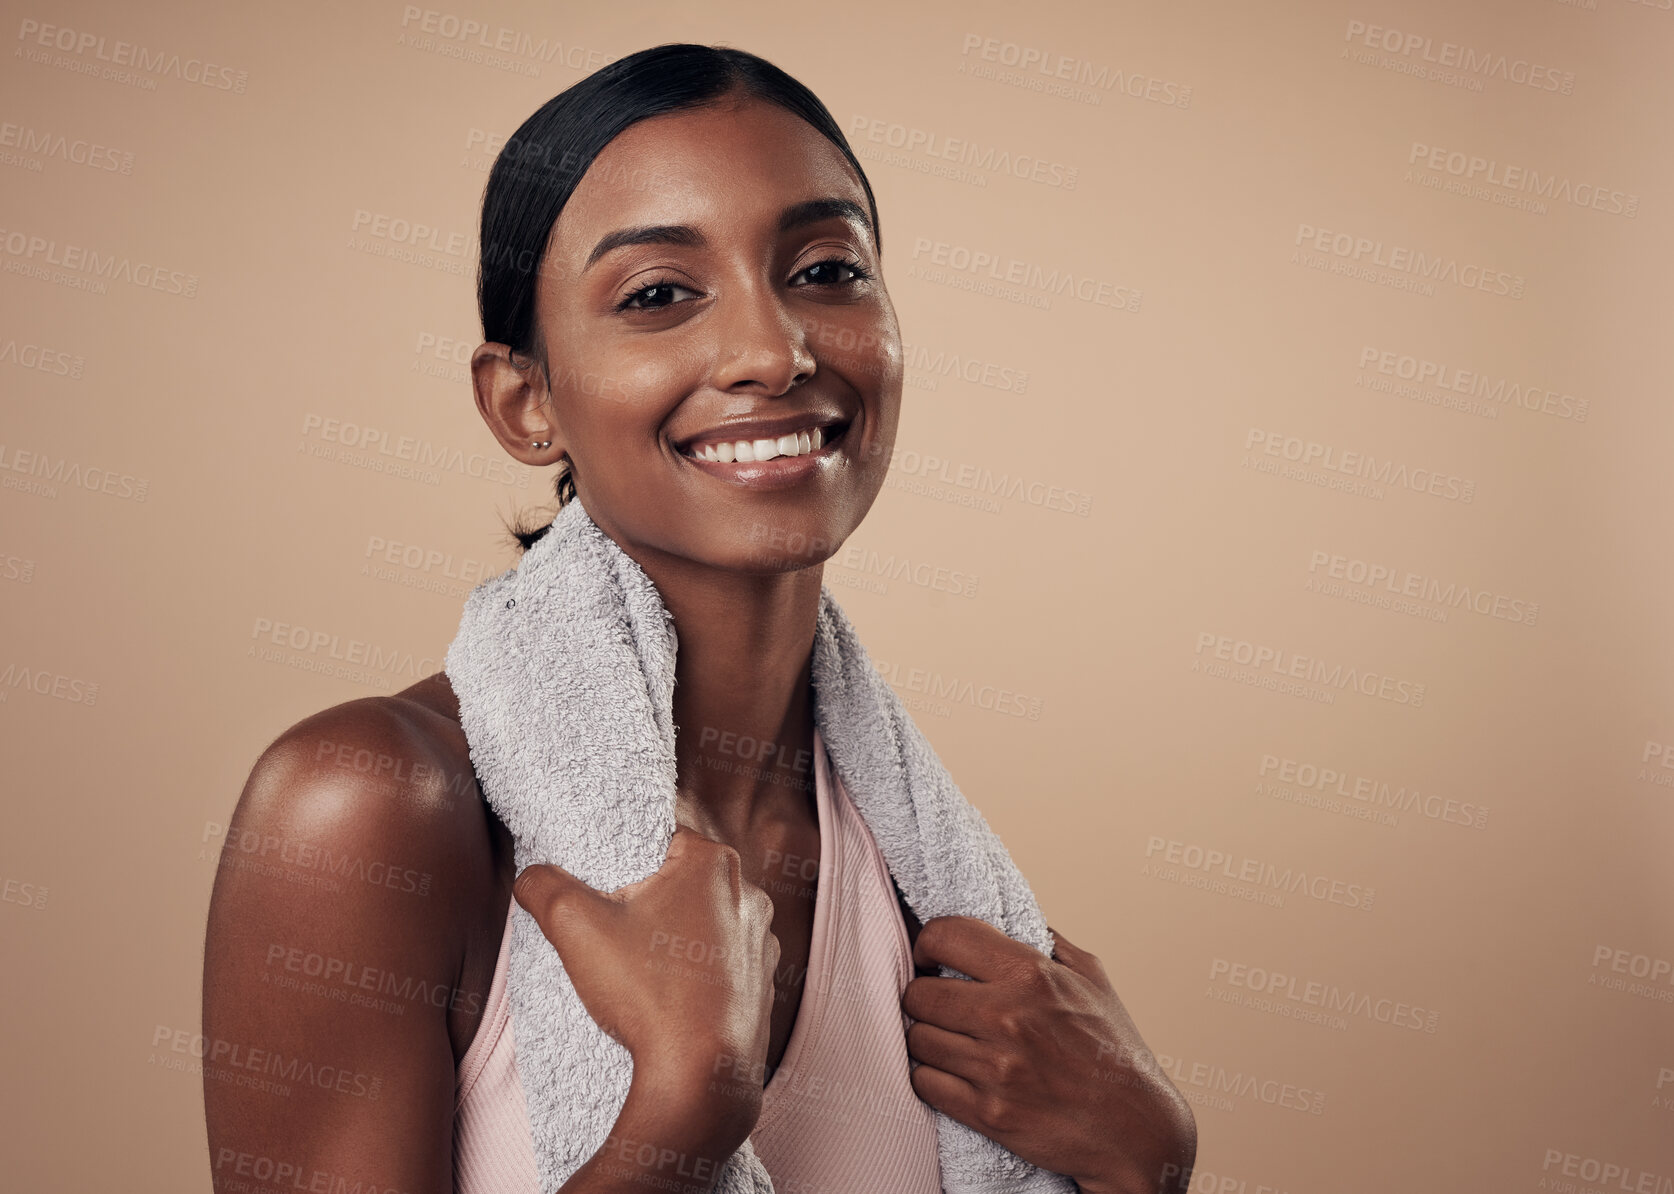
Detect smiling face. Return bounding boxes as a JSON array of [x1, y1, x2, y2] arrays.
[[474, 93, 902, 576]]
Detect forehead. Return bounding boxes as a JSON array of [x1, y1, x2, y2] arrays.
[[548, 98, 868, 264]]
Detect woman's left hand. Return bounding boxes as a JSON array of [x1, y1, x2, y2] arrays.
[[902, 916, 1198, 1194]]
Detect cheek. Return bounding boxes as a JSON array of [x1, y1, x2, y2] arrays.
[[800, 311, 902, 397], [566, 346, 702, 439], [620, 341, 705, 398]]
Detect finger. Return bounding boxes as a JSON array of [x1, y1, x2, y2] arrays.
[[1046, 923, 1110, 985], [912, 915, 1038, 984], [906, 1061, 986, 1134], [905, 1020, 990, 1085], [902, 973, 999, 1034], [512, 862, 609, 943]]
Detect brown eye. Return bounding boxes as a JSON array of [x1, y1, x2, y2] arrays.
[[795, 257, 871, 287], [617, 280, 700, 312]]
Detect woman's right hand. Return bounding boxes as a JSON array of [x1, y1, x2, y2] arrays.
[[513, 823, 782, 1142]]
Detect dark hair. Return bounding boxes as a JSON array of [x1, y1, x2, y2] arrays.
[[478, 42, 883, 551]]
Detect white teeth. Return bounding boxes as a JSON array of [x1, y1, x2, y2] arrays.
[[688, 423, 835, 463]]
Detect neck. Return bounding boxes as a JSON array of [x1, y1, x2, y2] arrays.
[[631, 548, 824, 838]]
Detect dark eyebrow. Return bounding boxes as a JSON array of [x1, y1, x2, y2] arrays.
[[582, 197, 871, 275], [582, 223, 704, 274], [777, 197, 870, 237]]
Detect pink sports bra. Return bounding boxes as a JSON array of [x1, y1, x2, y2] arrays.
[[452, 726, 943, 1192]]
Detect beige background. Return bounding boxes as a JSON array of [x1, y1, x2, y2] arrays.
[[3, 0, 1671, 1190]]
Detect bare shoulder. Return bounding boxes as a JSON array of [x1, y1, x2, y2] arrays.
[[202, 672, 506, 1186], [210, 669, 503, 956], [243, 671, 474, 826]]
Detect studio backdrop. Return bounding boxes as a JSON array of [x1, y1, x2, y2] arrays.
[[2, 0, 1670, 1191]]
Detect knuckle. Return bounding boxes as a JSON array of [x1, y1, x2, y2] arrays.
[[989, 1049, 1022, 1086], [712, 841, 745, 876], [977, 1093, 1013, 1135], [1011, 957, 1053, 994]]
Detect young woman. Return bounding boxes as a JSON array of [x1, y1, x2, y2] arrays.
[[202, 44, 1195, 1194]]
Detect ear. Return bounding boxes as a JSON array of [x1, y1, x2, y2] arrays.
[[471, 341, 564, 467]]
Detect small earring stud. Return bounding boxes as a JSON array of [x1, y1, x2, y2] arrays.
[[532, 440, 552, 449]]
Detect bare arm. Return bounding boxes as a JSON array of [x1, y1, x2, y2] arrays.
[[202, 699, 749, 1194], [202, 700, 485, 1191]]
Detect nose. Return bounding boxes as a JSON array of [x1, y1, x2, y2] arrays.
[[708, 279, 816, 395]]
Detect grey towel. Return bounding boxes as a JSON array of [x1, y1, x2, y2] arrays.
[[444, 496, 1075, 1193]]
